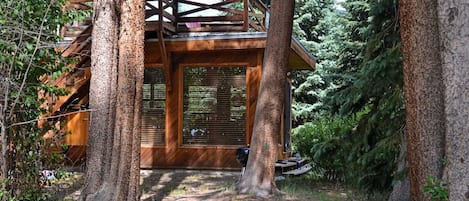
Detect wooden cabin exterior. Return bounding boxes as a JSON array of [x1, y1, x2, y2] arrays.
[[43, 0, 315, 170]]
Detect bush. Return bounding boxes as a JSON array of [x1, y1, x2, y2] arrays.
[[292, 110, 400, 192], [423, 177, 449, 201], [292, 115, 358, 181]]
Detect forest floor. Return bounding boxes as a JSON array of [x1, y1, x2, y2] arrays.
[[47, 169, 372, 201]]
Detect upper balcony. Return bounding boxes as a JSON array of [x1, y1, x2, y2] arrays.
[[64, 0, 268, 42]]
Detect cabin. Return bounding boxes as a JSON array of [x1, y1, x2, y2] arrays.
[[42, 0, 316, 170]]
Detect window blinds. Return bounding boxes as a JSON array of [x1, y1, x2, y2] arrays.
[[141, 68, 166, 146], [183, 67, 247, 146]]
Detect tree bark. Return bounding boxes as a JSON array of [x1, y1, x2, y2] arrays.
[[388, 132, 410, 201], [400, 1, 469, 200], [237, 0, 294, 198], [399, 1, 446, 200], [437, 1, 469, 200], [82, 0, 145, 200], [82, 0, 118, 198]]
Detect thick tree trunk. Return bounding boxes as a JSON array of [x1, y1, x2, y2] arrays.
[[400, 1, 469, 200], [237, 0, 294, 198], [109, 0, 145, 199], [82, 0, 118, 198], [437, 1, 469, 200], [399, 1, 446, 200], [82, 0, 145, 200]]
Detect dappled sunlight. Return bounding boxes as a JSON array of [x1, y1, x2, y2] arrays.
[[47, 169, 369, 200], [140, 170, 239, 201]]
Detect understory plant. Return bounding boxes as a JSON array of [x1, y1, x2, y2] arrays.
[[292, 107, 401, 192], [0, 0, 88, 199], [423, 176, 449, 201], [292, 114, 358, 182]]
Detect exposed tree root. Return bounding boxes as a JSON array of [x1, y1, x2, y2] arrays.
[[238, 184, 285, 199]]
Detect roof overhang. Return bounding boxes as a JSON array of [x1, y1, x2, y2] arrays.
[[146, 32, 316, 70]]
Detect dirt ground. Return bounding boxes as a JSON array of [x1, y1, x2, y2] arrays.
[[50, 170, 294, 201], [49, 169, 354, 201]]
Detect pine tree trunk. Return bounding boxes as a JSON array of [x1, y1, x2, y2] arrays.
[[81, 0, 145, 200], [437, 1, 469, 200], [82, 0, 118, 198], [237, 0, 294, 198], [399, 1, 446, 200], [110, 0, 145, 199]]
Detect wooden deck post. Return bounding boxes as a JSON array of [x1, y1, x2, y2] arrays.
[[243, 0, 249, 31], [174, 0, 179, 33], [158, 0, 172, 91]]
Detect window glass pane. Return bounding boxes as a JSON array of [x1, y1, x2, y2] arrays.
[[141, 68, 166, 146], [143, 84, 152, 100], [183, 67, 246, 145]]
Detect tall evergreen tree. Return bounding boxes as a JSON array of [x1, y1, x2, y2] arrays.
[[293, 0, 405, 192], [330, 0, 404, 190], [291, 0, 335, 126]]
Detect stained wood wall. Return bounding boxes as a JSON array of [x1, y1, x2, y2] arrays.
[[64, 41, 292, 169], [141, 48, 264, 169]]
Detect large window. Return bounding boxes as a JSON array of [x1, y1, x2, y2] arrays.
[[183, 67, 246, 145], [141, 68, 166, 146]]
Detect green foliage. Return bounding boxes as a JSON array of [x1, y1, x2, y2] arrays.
[[0, 0, 88, 199], [292, 114, 358, 181], [291, 0, 336, 126], [291, 0, 404, 193], [326, 0, 403, 191], [423, 177, 449, 201]]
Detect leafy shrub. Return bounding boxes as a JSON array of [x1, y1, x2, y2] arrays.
[[0, 0, 88, 199], [292, 114, 358, 181], [292, 110, 400, 192], [423, 177, 449, 201]]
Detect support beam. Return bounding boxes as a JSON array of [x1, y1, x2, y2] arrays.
[[158, 31, 172, 91]]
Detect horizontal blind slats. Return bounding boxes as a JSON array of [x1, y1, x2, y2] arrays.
[[141, 68, 165, 146], [183, 66, 247, 146]]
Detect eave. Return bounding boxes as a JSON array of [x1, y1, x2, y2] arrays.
[[145, 32, 316, 71]]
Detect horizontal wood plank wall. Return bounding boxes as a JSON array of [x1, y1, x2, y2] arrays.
[[140, 49, 260, 169], [144, 42, 163, 66], [65, 112, 89, 164], [64, 47, 284, 169], [65, 112, 89, 146]]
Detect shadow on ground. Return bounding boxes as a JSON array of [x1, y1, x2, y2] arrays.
[[140, 170, 241, 201], [49, 169, 357, 201]]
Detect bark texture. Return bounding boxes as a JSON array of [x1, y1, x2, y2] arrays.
[[82, 0, 145, 200], [83, 0, 118, 198], [399, 1, 446, 200], [237, 0, 294, 197], [388, 133, 410, 201], [437, 1, 469, 200]]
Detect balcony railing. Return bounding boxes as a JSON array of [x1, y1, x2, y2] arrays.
[[64, 0, 267, 42], [146, 0, 267, 33]]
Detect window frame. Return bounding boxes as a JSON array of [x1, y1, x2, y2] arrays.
[[141, 66, 167, 148], [178, 63, 250, 148]]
